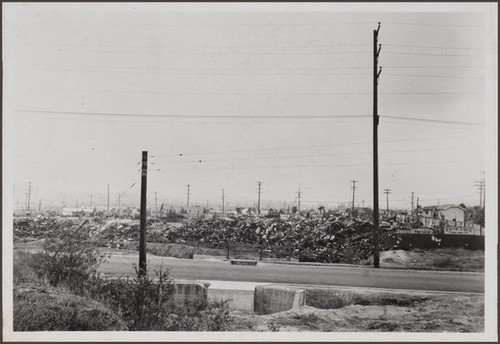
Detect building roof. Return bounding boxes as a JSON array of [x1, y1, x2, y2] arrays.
[[422, 204, 465, 211]]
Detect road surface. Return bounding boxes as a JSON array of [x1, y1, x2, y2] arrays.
[[98, 252, 484, 294]]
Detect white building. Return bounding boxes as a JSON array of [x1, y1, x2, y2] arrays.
[[421, 204, 465, 223]]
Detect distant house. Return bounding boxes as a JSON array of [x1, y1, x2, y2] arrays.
[[421, 204, 465, 223]]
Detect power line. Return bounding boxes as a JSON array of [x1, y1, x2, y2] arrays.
[[150, 146, 467, 168], [384, 51, 480, 57], [50, 48, 372, 56], [54, 42, 371, 50], [31, 89, 377, 96], [15, 109, 372, 119], [83, 21, 378, 27], [381, 115, 483, 126], [149, 134, 478, 157], [382, 43, 481, 51], [25, 89, 483, 96], [28, 66, 373, 76], [384, 73, 481, 79], [15, 110, 483, 123], [383, 21, 481, 28], [150, 160, 467, 173]]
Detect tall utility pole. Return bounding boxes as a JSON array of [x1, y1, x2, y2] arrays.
[[296, 188, 302, 212], [221, 188, 225, 213], [117, 194, 121, 211], [90, 195, 93, 209], [38, 200, 41, 212], [350, 180, 358, 213], [372, 22, 382, 268], [139, 151, 148, 277], [257, 182, 262, 215], [27, 182, 32, 212], [383, 189, 391, 213], [186, 184, 191, 206], [107, 184, 110, 212]]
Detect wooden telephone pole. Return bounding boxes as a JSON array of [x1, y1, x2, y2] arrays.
[[139, 151, 148, 277], [373, 22, 382, 268]]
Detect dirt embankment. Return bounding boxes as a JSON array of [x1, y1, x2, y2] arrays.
[[231, 288, 484, 332]]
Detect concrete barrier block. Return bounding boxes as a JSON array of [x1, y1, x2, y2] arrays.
[[208, 288, 255, 312], [254, 285, 306, 315], [230, 259, 257, 266], [170, 280, 208, 311]]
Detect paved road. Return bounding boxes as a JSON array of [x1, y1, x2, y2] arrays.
[[98, 252, 484, 294]]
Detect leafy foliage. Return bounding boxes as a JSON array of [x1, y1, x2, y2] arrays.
[[28, 220, 108, 292], [83, 266, 175, 331]]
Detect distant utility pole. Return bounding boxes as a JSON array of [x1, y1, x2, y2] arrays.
[[372, 22, 382, 268], [411, 192, 415, 219], [350, 180, 358, 213], [155, 192, 158, 213], [482, 171, 486, 210], [383, 189, 391, 213], [90, 194, 93, 209], [107, 184, 110, 212], [221, 188, 225, 213], [117, 194, 121, 210], [38, 200, 41, 212], [257, 182, 262, 215], [186, 184, 191, 206], [139, 151, 148, 277], [475, 178, 485, 209], [27, 182, 32, 212], [296, 188, 302, 212]]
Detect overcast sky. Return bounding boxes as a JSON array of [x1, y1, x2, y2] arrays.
[[3, 3, 497, 211]]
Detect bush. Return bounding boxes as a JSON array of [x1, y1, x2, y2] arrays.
[[14, 285, 127, 331], [13, 251, 41, 286], [163, 300, 233, 331], [83, 266, 175, 331], [432, 256, 455, 268], [28, 221, 108, 292]]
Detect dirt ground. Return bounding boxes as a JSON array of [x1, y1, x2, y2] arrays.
[[230, 290, 484, 332]]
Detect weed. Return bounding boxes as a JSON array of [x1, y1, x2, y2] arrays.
[[267, 319, 281, 332]]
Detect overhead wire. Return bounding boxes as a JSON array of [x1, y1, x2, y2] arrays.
[[149, 133, 479, 158]]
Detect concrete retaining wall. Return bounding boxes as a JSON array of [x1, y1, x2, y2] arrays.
[[208, 288, 256, 312], [254, 285, 306, 315], [170, 281, 208, 312]]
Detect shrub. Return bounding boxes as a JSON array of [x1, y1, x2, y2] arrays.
[[14, 285, 127, 331], [83, 266, 175, 331], [163, 300, 233, 331], [267, 319, 281, 332], [28, 221, 108, 292], [13, 251, 41, 286], [432, 256, 455, 268]]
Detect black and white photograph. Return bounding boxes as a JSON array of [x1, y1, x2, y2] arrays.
[[2, 2, 497, 342]]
